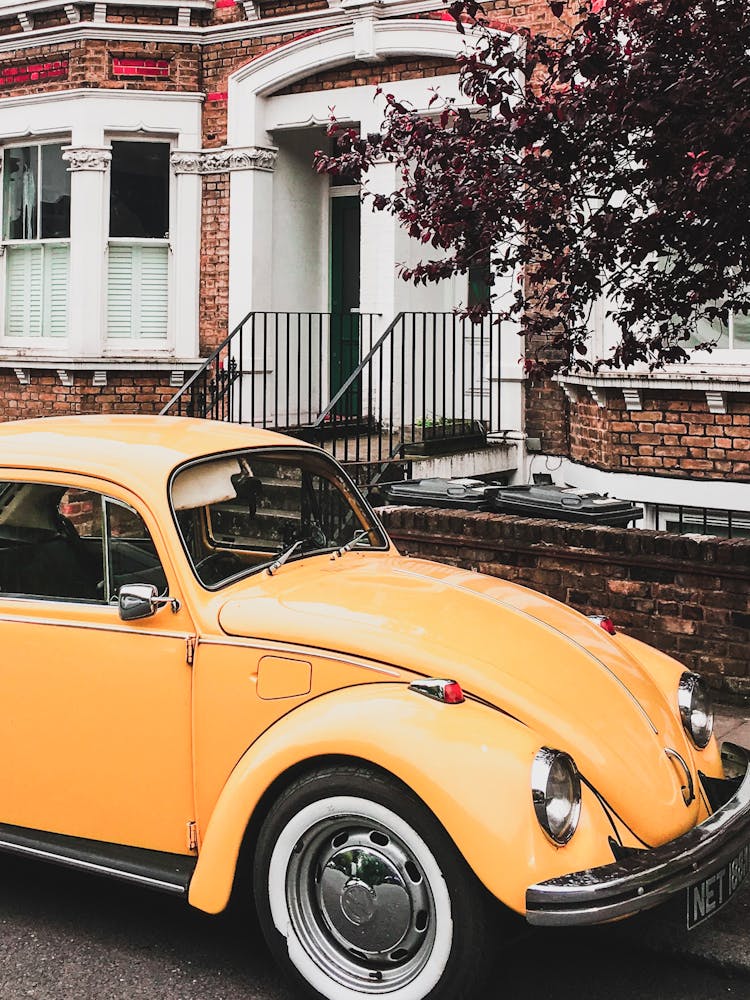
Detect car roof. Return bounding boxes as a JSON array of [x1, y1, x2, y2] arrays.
[[0, 415, 299, 501]]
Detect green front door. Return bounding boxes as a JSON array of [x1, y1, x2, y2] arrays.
[[330, 196, 361, 418]]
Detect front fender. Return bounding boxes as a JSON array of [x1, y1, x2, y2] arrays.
[[188, 683, 621, 915]]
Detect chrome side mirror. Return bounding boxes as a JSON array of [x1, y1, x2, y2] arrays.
[[118, 584, 180, 621]]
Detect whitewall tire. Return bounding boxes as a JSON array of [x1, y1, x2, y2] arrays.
[[253, 765, 495, 1000]]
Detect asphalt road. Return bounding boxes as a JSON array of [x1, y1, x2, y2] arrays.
[[0, 854, 748, 1000]]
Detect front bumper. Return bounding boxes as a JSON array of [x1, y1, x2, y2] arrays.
[[526, 742, 750, 927]]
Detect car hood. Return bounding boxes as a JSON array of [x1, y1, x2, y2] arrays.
[[219, 553, 700, 844]]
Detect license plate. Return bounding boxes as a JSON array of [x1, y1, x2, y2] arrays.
[[687, 843, 750, 929]]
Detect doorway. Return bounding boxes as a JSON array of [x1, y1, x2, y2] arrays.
[[329, 193, 360, 418]]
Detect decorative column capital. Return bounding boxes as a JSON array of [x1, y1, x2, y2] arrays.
[[62, 146, 112, 172], [170, 145, 278, 175]]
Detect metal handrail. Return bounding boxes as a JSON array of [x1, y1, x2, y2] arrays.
[[313, 312, 405, 428], [159, 307, 255, 416]]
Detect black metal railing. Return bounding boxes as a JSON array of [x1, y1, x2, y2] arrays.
[[313, 311, 501, 485], [161, 310, 379, 427], [652, 504, 749, 539], [162, 309, 503, 487]]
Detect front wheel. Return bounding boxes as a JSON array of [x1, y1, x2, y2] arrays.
[[253, 765, 495, 1000]]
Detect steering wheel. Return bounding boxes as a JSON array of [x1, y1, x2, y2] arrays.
[[195, 551, 246, 586]]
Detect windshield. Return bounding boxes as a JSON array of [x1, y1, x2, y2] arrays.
[[170, 448, 388, 588]]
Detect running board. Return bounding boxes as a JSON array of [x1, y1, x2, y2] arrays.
[[0, 823, 196, 896]]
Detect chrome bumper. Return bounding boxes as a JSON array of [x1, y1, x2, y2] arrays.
[[526, 742, 750, 927]]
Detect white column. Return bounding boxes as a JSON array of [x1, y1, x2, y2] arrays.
[[61, 145, 111, 359], [171, 168, 201, 359], [229, 164, 276, 323]]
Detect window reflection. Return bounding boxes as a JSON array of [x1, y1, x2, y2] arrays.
[[109, 140, 170, 239]]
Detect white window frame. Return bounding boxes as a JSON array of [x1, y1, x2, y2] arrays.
[[104, 134, 174, 353], [0, 137, 72, 347], [590, 293, 750, 370]]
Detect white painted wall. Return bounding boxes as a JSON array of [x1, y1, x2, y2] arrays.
[[271, 128, 328, 313], [520, 454, 750, 517]]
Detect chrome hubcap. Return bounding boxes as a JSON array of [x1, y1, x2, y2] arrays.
[[285, 817, 436, 993]]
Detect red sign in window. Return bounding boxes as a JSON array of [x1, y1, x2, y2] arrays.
[[0, 60, 69, 87], [111, 58, 170, 78]]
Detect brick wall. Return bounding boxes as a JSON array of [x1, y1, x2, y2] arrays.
[[0, 371, 177, 421], [379, 505, 750, 698], [569, 392, 750, 482], [200, 173, 231, 353], [276, 56, 458, 94], [525, 377, 568, 454], [0, 40, 200, 99]]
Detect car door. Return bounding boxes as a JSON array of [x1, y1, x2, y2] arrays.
[[0, 473, 195, 856]]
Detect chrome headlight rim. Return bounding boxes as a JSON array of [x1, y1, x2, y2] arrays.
[[678, 671, 714, 750], [531, 747, 582, 846]]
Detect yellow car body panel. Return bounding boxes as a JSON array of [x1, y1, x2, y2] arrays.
[[187, 684, 623, 916]]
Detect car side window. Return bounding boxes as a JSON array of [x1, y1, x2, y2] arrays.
[[104, 497, 167, 600], [0, 481, 166, 605]]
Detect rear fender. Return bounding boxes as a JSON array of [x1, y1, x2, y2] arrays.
[[188, 684, 618, 915]]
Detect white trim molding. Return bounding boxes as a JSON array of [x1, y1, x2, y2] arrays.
[[170, 145, 278, 175], [62, 145, 112, 171], [705, 390, 728, 415], [0, 0, 454, 53], [588, 385, 608, 408], [621, 387, 642, 412], [557, 368, 750, 408], [227, 18, 481, 145], [560, 383, 581, 405]]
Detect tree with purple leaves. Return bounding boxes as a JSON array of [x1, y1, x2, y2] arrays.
[[315, 0, 750, 372]]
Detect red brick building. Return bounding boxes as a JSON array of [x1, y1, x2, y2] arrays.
[[1, 0, 748, 532]]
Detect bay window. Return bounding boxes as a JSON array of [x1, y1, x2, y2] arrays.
[[2, 142, 70, 339]]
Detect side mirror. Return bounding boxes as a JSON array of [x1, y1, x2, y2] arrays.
[[118, 584, 179, 621]]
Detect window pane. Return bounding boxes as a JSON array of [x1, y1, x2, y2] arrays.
[[0, 483, 105, 602], [40, 143, 70, 239], [732, 311, 750, 350], [3, 146, 37, 240], [105, 499, 166, 599], [690, 314, 730, 350], [172, 450, 385, 588], [109, 141, 169, 239]]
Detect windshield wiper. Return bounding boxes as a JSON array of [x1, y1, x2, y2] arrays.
[[266, 536, 314, 576], [333, 529, 369, 558]]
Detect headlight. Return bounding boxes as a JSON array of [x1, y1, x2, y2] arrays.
[[531, 748, 582, 845], [678, 672, 714, 749]]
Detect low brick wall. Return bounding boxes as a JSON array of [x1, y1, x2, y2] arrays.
[[0, 370, 177, 421], [378, 506, 750, 699]]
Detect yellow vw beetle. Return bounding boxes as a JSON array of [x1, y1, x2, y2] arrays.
[[0, 414, 747, 1000]]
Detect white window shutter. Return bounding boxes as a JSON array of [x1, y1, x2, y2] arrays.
[[107, 244, 134, 339], [6, 246, 42, 338], [107, 243, 168, 340], [139, 246, 168, 339], [42, 244, 69, 338]]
